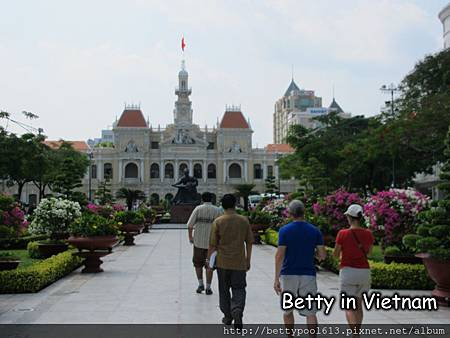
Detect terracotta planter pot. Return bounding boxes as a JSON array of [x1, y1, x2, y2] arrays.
[[38, 242, 69, 258], [68, 236, 119, 273], [384, 255, 422, 265], [0, 260, 20, 271], [416, 253, 450, 307], [121, 223, 144, 246], [143, 218, 153, 233]]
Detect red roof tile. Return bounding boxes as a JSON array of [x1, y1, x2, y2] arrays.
[[265, 144, 294, 153], [219, 111, 249, 129], [117, 109, 147, 128], [44, 140, 90, 152]]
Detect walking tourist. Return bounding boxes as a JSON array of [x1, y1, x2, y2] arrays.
[[208, 194, 253, 328], [187, 192, 223, 295], [333, 204, 374, 336], [274, 200, 326, 338]]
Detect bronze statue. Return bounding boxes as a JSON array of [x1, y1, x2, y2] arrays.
[[172, 169, 201, 205]]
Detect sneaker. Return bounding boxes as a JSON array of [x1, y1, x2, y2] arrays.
[[196, 285, 204, 293], [205, 288, 213, 295], [222, 316, 232, 325]]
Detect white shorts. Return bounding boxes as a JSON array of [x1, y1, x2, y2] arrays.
[[339, 267, 371, 297]]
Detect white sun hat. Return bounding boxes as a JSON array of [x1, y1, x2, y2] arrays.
[[344, 204, 363, 218]]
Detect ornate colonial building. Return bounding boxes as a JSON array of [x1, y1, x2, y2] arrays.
[[85, 61, 296, 204]]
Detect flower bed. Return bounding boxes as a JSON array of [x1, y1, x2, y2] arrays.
[[262, 229, 433, 290], [0, 251, 82, 293]]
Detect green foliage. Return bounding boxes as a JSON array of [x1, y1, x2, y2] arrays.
[[27, 241, 43, 259], [0, 251, 82, 293], [69, 213, 119, 237], [95, 180, 114, 205], [0, 194, 14, 211], [115, 211, 145, 225], [265, 176, 278, 194], [138, 207, 155, 220], [248, 210, 273, 226], [234, 184, 257, 211], [279, 49, 450, 193], [116, 188, 146, 211], [0, 251, 20, 261], [402, 234, 421, 250], [384, 246, 401, 256]]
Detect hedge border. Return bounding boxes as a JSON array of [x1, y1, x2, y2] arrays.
[[0, 234, 48, 250], [0, 251, 82, 294], [263, 229, 434, 290]]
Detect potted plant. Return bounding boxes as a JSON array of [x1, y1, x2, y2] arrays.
[[0, 252, 21, 271], [115, 211, 145, 245], [383, 245, 422, 265], [248, 210, 273, 244], [29, 198, 81, 258], [68, 213, 120, 273], [139, 207, 155, 233]]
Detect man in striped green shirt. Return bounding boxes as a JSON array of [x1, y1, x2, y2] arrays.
[[187, 192, 223, 295]]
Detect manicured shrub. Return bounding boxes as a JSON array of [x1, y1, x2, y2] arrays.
[[27, 241, 43, 259], [0, 234, 48, 250], [0, 251, 82, 293]]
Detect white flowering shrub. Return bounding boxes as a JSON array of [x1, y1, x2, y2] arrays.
[[29, 198, 81, 236]]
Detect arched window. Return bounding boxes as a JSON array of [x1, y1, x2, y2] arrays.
[[229, 163, 242, 179], [164, 163, 174, 179], [125, 163, 138, 178], [165, 193, 174, 202], [179, 163, 188, 177], [104, 163, 113, 180], [207, 163, 216, 179], [210, 193, 217, 205], [254, 164, 263, 179], [150, 163, 160, 179], [150, 193, 159, 205], [91, 164, 97, 179], [267, 165, 274, 178], [193, 163, 202, 179]]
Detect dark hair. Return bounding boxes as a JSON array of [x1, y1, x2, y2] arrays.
[[201, 192, 213, 202], [221, 194, 236, 210], [347, 212, 363, 221]]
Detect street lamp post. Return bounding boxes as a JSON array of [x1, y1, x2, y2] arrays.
[[380, 83, 400, 188], [88, 152, 94, 201]]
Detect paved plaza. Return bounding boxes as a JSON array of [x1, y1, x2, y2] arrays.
[[0, 227, 449, 324]]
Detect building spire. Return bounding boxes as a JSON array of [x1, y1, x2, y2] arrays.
[[291, 64, 294, 81]]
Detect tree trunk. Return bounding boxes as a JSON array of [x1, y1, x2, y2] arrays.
[[17, 181, 25, 202], [243, 196, 249, 211]]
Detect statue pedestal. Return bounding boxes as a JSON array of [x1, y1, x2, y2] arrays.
[[170, 204, 197, 223]]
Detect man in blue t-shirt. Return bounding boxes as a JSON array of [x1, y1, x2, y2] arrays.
[[274, 200, 326, 333]]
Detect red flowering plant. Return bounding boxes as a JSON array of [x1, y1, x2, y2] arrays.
[[85, 203, 122, 219], [0, 194, 28, 238], [364, 188, 429, 251], [312, 188, 363, 238]]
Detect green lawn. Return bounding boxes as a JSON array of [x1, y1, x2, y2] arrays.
[[368, 245, 383, 262], [0, 249, 42, 268]]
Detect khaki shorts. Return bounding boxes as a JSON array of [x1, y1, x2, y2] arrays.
[[340, 267, 371, 297], [280, 275, 318, 316]]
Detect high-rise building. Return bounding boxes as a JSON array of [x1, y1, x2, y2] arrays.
[[439, 3, 450, 49], [273, 78, 349, 144]]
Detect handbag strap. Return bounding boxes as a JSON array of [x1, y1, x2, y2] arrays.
[[349, 229, 367, 260]]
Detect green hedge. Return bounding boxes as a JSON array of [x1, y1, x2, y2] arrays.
[[0, 234, 48, 250], [27, 241, 43, 259], [0, 251, 82, 293], [263, 229, 434, 290]]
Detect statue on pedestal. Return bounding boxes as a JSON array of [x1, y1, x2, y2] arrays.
[[172, 169, 201, 205]]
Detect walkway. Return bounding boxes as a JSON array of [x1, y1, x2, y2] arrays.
[[0, 227, 449, 324]]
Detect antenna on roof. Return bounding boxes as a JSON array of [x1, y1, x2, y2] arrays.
[[291, 64, 294, 81]]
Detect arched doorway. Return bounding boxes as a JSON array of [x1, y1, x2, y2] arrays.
[[229, 163, 242, 178], [125, 162, 138, 178]]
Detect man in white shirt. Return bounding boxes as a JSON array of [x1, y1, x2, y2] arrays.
[[187, 192, 223, 294]]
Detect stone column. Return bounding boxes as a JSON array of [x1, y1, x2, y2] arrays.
[[118, 160, 122, 183], [203, 160, 207, 182], [160, 160, 164, 182], [175, 159, 179, 181], [263, 162, 268, 180], [223, 160, 227, 183], [243, 161, 248, 182], [139, 160, 143, 182], [189, 160, 193, 176]]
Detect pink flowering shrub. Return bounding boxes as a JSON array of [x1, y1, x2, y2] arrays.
[[364, 188, 429, 249], [312, 188, 363, 236], [86, 202, 125, 219], [1, 206, 28, 235]]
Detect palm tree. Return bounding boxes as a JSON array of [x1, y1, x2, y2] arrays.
[[116, 188, 146, 211], [234, 184, 257, 211]]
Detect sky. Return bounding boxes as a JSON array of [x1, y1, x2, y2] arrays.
[[0, 0, 447, 147]]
